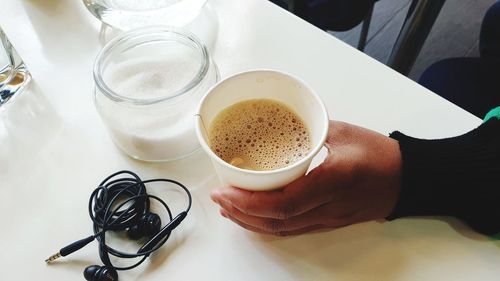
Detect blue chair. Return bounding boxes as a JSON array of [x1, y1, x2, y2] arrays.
[[419, 1, 500, 118], [271, 0, 377, 51], [271, 0, 448, 75]]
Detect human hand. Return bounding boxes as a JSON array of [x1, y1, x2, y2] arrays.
[[211, 121, 402, 236]]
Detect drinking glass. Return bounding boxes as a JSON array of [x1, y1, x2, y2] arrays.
[[0, 27, 31, 107], [83, 0, 208, 30]]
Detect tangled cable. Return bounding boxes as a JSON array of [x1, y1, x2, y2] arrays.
[[90, 170, 192, 270], [46, 170, 192, 281]]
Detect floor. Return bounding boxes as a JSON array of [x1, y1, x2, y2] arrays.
[[330, 0, 496, 81]]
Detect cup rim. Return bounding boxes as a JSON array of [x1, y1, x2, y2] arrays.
[[195, 69, 329, 176]]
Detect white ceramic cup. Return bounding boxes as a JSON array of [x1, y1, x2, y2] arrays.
[[195, 70, 329, 191]]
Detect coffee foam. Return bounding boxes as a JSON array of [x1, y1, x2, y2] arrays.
[[208, 99, 311, 171]]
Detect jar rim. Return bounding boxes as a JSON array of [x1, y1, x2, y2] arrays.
[[93, 26, 210, 106]]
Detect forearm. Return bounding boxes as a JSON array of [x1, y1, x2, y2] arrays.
[[387, 118, 500, 235]]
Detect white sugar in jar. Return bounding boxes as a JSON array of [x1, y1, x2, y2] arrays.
[[93, 26, 219, 161]]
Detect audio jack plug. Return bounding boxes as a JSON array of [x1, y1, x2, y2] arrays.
[[45, 235, 95, 263]]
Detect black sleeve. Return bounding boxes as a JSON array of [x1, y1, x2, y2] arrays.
[[386, 118, 500, 235]]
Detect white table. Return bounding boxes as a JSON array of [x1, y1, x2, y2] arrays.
[[1, 1, 498, 281]]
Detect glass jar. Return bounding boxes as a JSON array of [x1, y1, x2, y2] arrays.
[[93, 26, 219, 162]]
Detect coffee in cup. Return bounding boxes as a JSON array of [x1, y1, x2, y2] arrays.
[[208, 99, 311, 171]]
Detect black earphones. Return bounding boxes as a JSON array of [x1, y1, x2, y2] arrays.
[[84, 265, 118, 281], [127, 213, 162, 240], [45, 171, 192, 281]]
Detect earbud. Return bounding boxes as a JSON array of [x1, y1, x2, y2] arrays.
[[127, 213, 161, 240], [84, 265, 118, 281]]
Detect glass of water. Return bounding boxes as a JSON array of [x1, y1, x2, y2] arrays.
[[83, 0, 208, 30], [0, 27, 31, 107]]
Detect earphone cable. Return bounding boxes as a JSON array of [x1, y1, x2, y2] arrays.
[[44, 170, 192, 273], [89, 171, 192, 271]]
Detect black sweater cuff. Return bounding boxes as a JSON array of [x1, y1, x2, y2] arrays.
[[387, 118, 500, 235]]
